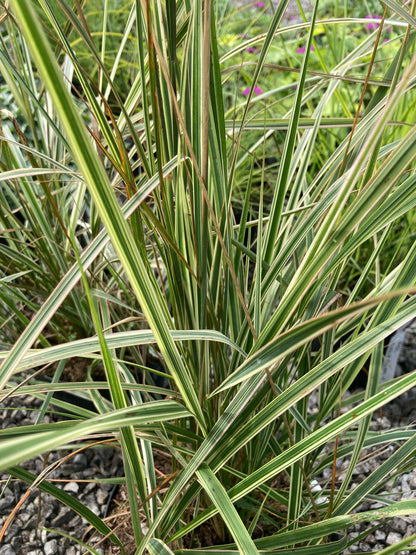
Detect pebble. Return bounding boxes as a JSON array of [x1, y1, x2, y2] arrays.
[[72, 453, 88, 470], [401, 475, 412, 493], [63, 481, 79, 495], [365, 533, 375, 544], [0, 497, 14, 511], [51, 507, 75, 528], [10, 536, 23, 551], [375, 416, 391, 429], [392, 518, 409, 535], [96, 488, 109, 505], [370, 501, 386, 509], [40, 529, 49, 543], [375, 529, 386, 541], [67, 514, 83, 529], [387, 531, 404, 545], [84, 481, 97, 494], [405, 528, 416, 541], [322, 467, 332, 479], [44, 539, 58, 555], [84, 495, 100, 515]]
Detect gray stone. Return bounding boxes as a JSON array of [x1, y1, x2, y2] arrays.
[[83, 482, 96, 494], [41, 498, 60, 521], [40, 529, 48, 543], [96, 488, 108, 505], [19, 512, 35, 529], [5, 523, 23, 540], [44, 539, 58, 555], [51, 507, 73, 527], [100, 482, 115, 492], [365, 533, 376, 544], [392, 518, 409, 535], [0, 545, 16, 555], [79, 468, 95, 478], [10, 409, 25, 420], [29, 530, 39, 542], [10, 536, 23, 551], [375, 529, 387, 541], [358, 461, 372, 475], [0, 496, 15, 512], [72, 453, 88, 470], [84, 496, 100, 516], [63, 482, 79, 495], [322, 467, 332, 479], [408, 474, 416, 489], [387, 531, 404, 545], [67, 514, 83, 529], [404, 527, 416, 541], [22, 396, 38, 407]]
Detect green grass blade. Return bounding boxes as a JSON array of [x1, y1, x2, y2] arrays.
[[0, 401, 190, 470], [9, 0, 206, 429], [147, 538, 175, 555], [197, 464, 259, 554], [0, 158, 176, 388]]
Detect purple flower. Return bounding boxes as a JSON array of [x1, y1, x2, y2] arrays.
[[239, 33, 248, 38], [365, 14, 381, 30], [243, 86, 263, 96], [296, 45, 314, 54], [255, 1, 265, 7], [247, 47, 256, 53]]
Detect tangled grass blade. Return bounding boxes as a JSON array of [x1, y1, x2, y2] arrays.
[[1, 0, 416, 552]]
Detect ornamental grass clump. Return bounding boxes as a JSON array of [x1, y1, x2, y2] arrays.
[[1, 0, 416, 553]]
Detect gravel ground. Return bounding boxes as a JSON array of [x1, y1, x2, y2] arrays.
[[331, 391, 416, 554], [1, 323, 416, 554], [0, 393, 124, 555]]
